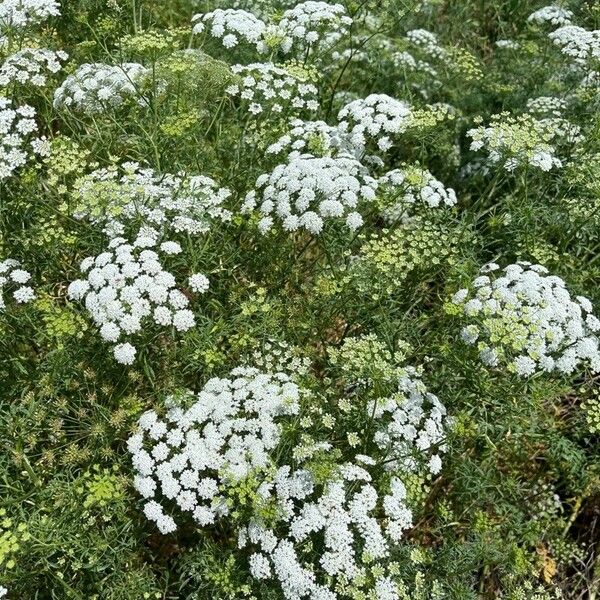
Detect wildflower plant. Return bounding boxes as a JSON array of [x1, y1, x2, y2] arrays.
[[265, 118, 354, 159], [275, 0, 353, 56], [0, 48, 67, 87], [449, 262, 600, 376], [128, 367, 302, 532], [352, 216, 468, 296], [227, 62, 319, 116], [0, 258, 34, 309], [0, 0, 60, 30], [2, 0, 600, 598], [337, 94, 413, 159], [527, 6, 573, 28], [378, 165, 457, 222], [192, 9, 269, 52], [242, 152, 378, 234], [467, 113, 567, 172], [53, 62, 150, 113], [549, 25, 600, 66], [128, 348, 448, 599], [0, 97, 48, 180], [67, 229, 208, 364], [71, 162, 232, 237]]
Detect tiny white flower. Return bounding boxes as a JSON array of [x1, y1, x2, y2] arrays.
[[114, 342, 137, 365]]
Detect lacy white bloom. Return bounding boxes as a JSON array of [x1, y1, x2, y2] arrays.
[[233, 361, 446, 599], [452, 262, 600, 376], [188, 273, 209, 294], [243, 153, 378, 234], [379, 166, 457, 222], [368, 368, 447, 474], [276, 1, 352, 54], [392, 49, 418, 70], [128, 367, 301, 532], [0, 0, 60, 29], [227, 63, 319, 116], [537, 116, 581, 145], [525, 96, 567, 118], [338, 94, 412, 157], [467, 114, 566, 172], [192, 9, 267, 51], [67, 229, 205, 363], [239, 460, 418, 599], [266, 118, 357, 159], [580, 69, 600, 88], [549, 25, 600, 66], [527, 5, 573, 27], [0, 47, 67, 87], [405, 29, 447, 60], [113, 342, 136, 365], [53, 62, 149, 113], [143, 500, 176, 534], [129, 349, 447, 598], [0, 258, 35, 310], [392, 49, 439, 80], [72, 162, 232, 237], [249, 552, 272, 579], [0, 97, 48, 180], [495, 39, 520, 49]]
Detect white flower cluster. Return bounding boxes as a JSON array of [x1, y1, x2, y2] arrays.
[[0, 97, 49, 180], [405, 29, 447, 60], [452, 262, 600, 376], [337, 94, 413, 157], [227, 63, 319, 116], [266, 97, 417, 165], [242, 153, 378, 234], [266, 118, 353, 159], [379, 166, 457, 222], [467, 115, 564, 172], [188, 273, 210, 294], [522, 99, 582, 146], [0, 0, 60, 29], [129, 357, 447, 599], [277, 1, 352, 53], [245, 94, 424, 235], [539, 116, 581, 145], [392, 49, 439, 79], [0, 258, 35, 309], [329, 44, 370, 69], [525, 96, 567, 118], [527, 5, 573, 27], [67, 229, 205, 364], [128, 367, 301, 533], [73, 162, 232, 238], [495, 39, 520, 50], [580, 69, 600, 88], [549, 25, 600, 66], [192, 9, 267, 51], [389, 29, 448, 96], [369, 368, 447, 476], [190, 2, 353, 57], [236, 369, 447, 600], [0, 47, 67, 87], [53, 62, 149, 113], [238, 467, 411, 600]]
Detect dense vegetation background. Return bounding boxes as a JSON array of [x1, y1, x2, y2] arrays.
[[1, 0, 599, 598]]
